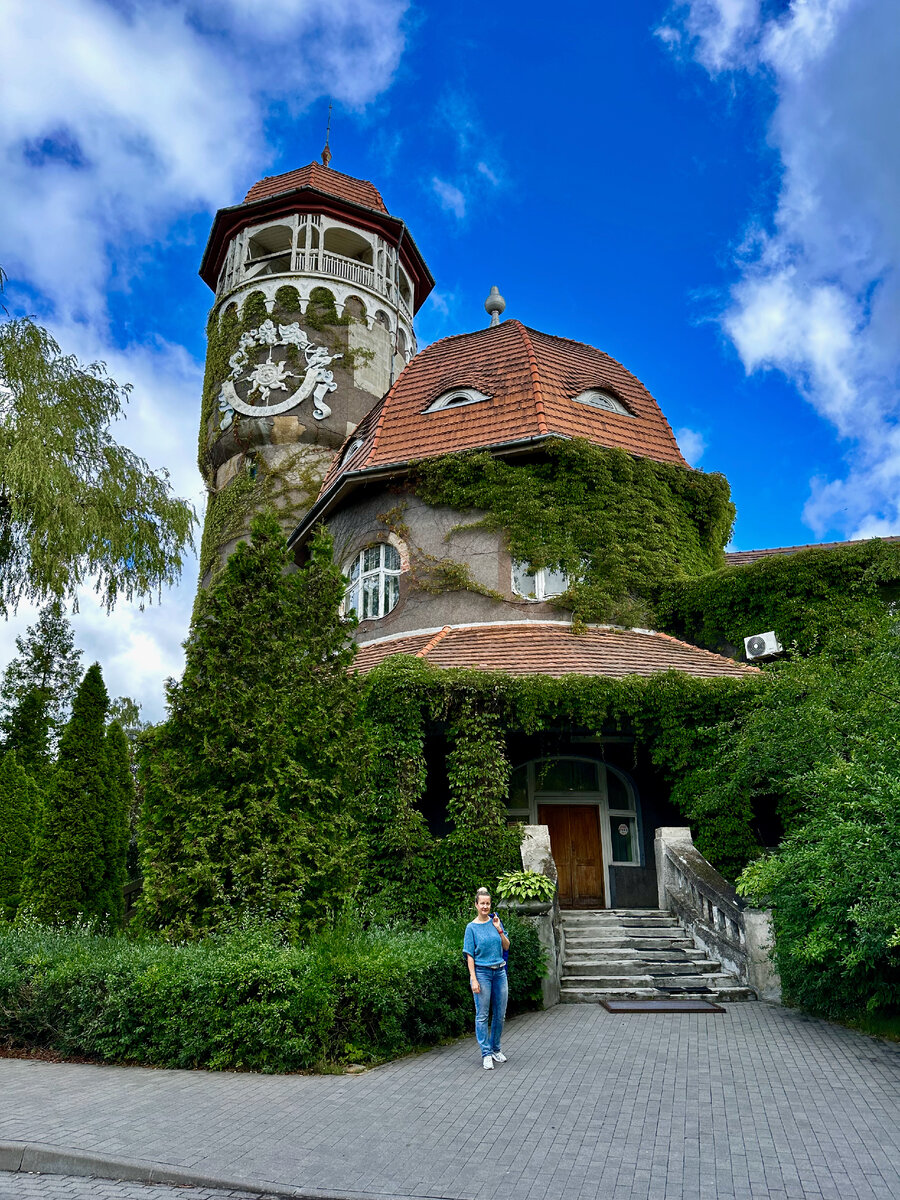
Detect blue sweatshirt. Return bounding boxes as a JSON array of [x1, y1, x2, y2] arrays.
[[463, 918, 506, 968]]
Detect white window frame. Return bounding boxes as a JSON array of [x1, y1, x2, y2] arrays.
[[342, 542, 402, 621], [423, 386, 490, 413], [572, 388, 634, 416], [511, 561, 571, 601]]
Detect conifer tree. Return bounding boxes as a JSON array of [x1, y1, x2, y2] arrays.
[[0, 601, 82, 750], [1, 688, 50, 771], [99, 721, 134, 928], [0, 751, 42, 920], [137, 512, 367, 939], [24, 662, 120, 925]]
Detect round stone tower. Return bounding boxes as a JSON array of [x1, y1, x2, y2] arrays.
[[196, 159, 434, 582]]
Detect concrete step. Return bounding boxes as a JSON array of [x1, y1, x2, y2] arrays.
[[563, 926, 688, 936], [562, 973, 739, 990], [562, 959, 721, 977], [560, 984, 757, 1004], [564, 947, 696, 962], [564, 936, 696, 951]]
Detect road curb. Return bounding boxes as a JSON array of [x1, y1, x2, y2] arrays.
[[0, 1141, 433, 1199]]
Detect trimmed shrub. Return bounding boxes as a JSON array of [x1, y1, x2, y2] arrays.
[[0, 914, 544, 1071]]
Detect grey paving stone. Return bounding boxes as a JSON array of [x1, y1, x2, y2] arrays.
[[1, 1004, 899, 1200]]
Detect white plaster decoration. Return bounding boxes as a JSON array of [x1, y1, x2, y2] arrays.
[[217, 320, 342, 427], [214, 275, 416, 363]]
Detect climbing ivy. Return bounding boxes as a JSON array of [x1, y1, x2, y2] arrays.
[[198, 291, 268, 477], [377, 503, 504, 603], [657, 538, 900, 657], [362, 656, 767, 881], [411, 440, 734, 626], [198, 449, 328, 583]]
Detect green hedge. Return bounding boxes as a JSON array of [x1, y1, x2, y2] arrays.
[[0, 914, 544, 1072]]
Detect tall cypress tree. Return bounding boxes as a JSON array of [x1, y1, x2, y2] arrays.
[[25, 663, 117, 924], [137, 511, 367, 939], [2, 688, 51, 772], [0, 751, 42, 920], [98, 721, 133, 928]]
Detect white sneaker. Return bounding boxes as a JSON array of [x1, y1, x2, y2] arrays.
[[491, 1052, 507, 1063], [482, 1055, 494, 1070]]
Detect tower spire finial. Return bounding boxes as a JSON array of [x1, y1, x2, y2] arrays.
[[321, 102, 333, 168], [484, 285, 506, 327]]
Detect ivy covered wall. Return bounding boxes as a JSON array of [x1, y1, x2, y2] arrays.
[[362, 656, 767, 884], [410, 440, 735, 627], [657, 538, 900, 657]]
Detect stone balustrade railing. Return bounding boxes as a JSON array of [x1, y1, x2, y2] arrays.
[[655, 827, 781, 1002]]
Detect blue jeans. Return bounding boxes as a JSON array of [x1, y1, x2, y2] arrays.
[[473, 965, 508, 1058]]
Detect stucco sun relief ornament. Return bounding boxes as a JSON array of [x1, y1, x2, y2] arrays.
[[217, 320, 343, 429]]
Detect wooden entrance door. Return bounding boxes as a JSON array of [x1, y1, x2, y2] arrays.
[[538, 804, 605, 908]]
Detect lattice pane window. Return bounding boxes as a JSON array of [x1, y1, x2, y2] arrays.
[[608, 770, 638, 864], [343, 543, 402, 620]]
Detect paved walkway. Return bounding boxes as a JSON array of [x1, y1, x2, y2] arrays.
[[1, 1004, 898, 1200], [0, 1173, 263, 1200]]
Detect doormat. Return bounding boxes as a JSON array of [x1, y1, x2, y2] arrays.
[[600, 999, 725, 1013]]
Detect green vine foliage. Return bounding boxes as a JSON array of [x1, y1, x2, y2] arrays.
[[412, 440, 734, 626], [363, 657, 766, 881], [657, 538, 900, 657], [435, 699, 521, 902]]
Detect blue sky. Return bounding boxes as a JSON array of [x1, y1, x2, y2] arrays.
[[0, 0, 897, 719]]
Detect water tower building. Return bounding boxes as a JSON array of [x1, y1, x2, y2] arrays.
[[196, 159, 433, 581]]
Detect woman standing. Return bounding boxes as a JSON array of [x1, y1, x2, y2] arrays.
[[463, 887, 510, 1069]]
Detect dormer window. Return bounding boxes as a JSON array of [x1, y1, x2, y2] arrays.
[[424, 387, 490, 413], [340, 437, 365, 466], [573, 388, 633, 416], [512, 561, 571, 601]]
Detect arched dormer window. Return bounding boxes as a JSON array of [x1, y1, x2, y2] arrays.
[[424, 387, 490, 413], [572, 388, 634, 416], [340, 437, 365, 467]]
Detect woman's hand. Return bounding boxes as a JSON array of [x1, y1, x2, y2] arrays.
[[491, 914, 503, 932], [471, 979, 481, 994]]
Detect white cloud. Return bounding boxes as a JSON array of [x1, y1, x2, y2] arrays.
[[0, 0, 408, 323], [661, 0, 900, 538], [432, 177, 467, 220], [675, 427, 707, 466], [656, 0, 761, 72], [0, 0, 408, 716], [476, 161, 501, 187]]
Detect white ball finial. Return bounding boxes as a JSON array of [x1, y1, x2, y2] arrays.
[[485, 285, 506, 327]]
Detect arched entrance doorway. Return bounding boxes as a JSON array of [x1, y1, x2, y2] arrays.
[[508, 757, 642, 909]]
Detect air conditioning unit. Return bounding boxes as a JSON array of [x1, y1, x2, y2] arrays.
[[744, 631, 783, 660]]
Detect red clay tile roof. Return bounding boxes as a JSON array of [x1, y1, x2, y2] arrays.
[[243, 163, 388, 214], [318, 321, 688, 501], [354, 622, 758, 679], [725, 535, 900, 566]]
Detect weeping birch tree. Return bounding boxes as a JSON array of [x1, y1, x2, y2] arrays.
[[0, 313, 194, 613]]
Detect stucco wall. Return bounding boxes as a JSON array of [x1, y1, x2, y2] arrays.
[[323, 486, 572, 643]]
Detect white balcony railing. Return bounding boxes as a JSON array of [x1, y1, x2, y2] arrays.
[[235, 248, 412, 321]]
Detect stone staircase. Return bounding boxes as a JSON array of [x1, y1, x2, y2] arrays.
[[560, 909, 756, 1003]]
